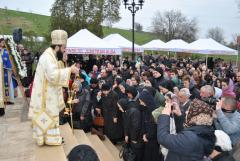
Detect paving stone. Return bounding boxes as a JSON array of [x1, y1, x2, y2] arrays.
[[0, 98, 35, 161]]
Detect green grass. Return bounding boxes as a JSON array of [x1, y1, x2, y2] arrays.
[[0, 8, 50, 36], [0, 8, 157, 45], [103, 27, 158, 45]]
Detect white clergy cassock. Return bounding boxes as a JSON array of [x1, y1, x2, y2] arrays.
[[30, 47, 71, 146]]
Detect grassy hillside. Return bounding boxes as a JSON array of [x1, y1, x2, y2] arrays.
[[103, 27, 158, 45], [0, 8, 157, 45], [0, 8, 50, 36]]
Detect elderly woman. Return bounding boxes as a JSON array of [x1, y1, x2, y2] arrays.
[[157, 99, 216, 161]]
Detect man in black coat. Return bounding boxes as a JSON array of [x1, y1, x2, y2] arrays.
[[157, 99, 216, 161], [98, 84, 123, 143]]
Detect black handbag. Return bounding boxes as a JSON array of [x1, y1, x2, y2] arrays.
[[119, 143, 136, 161]]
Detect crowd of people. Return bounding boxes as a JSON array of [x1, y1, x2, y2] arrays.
[[9, 29, 238, 161], [53, 51, 240, 161]]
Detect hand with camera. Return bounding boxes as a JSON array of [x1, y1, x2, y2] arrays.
[[216, 99, 222, 111], [172, 102, 182, 116], [162, 102, 172, 116]]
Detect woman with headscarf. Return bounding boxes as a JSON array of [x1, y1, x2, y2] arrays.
[[72, 80, 92, 132], [157, 99, 216, 161], [113, 78, 127, 99], [117, 98, 142, 161], [139, 89, 162, 161]]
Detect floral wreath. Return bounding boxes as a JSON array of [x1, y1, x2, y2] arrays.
[[2, 36, 27, 78]]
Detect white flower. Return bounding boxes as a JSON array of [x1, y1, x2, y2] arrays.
[[4, 36, 27, 78]]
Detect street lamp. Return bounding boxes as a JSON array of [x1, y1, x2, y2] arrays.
[[123, 0, 144, 61]]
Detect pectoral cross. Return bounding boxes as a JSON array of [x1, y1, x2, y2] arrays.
[[41, 118, 47, 124]]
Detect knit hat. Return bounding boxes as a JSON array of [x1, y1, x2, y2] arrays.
[[117, 98, 129, 111], [125, 86, 138, 98], [185, 99, 214, 127], [101, 84, 111, 91], [214, 130, 232, 152]]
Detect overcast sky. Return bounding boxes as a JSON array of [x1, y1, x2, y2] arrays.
[[0, 0, 239, 42]]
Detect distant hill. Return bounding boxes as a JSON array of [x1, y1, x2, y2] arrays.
[[0, 8, 158, 45]]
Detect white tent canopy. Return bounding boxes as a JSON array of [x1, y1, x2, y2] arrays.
[[67, 29, 122, 55], [103, 34, 144, 53], [183, 38, 238, 55], [162, 39, 189, 52], [141, 39, 166, 51]]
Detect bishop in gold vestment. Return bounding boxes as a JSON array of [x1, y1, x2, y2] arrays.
[[30, 30, 78, 146]]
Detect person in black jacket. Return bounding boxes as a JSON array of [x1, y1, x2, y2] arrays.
[[157, 99, 216, 161], [152, 67, 166, 90], [124, 86, 143, 161], [139, 89, 162, 161], [98, 84, 123, 144]]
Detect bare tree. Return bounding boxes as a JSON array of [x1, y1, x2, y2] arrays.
[[206, 27, 225, 44], [151, 10, 198, 42], [232, 33, 240, 45]]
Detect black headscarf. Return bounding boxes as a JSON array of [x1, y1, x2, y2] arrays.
[[139, 89, 156, 112], [155, 67, 164, 79], [159, 80, 174, 92]]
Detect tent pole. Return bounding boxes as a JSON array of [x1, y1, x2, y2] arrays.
[[236, 54, 239, 69], [142, 51, 145, 61], [206, 55, 208, 66]]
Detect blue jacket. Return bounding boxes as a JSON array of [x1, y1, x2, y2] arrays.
[[214, 109, 240, 146], [157, 115, 215, 161]]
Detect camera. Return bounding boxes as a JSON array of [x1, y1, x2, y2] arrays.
[[201, 97, 218, 107]]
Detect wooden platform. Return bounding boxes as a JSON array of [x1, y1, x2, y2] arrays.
[[0, 98, 122, 161]]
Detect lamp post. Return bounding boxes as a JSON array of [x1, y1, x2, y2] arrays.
[[123, 0, 144, 61]]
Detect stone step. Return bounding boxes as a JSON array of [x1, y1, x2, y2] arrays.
[[74, 130, 93, 146], [35, 145, 67, 161], [102, 136, 123, 161], [59, 124, 79, 156], [87, 134, 116, 161]]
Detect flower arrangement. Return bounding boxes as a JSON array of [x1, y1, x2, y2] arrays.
[[4, 36, 27, 78]]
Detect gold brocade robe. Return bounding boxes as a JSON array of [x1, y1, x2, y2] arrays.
[[30, 47, 71, 146]]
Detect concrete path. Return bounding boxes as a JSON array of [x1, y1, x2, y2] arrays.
[[0, 98, 35, 161]]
